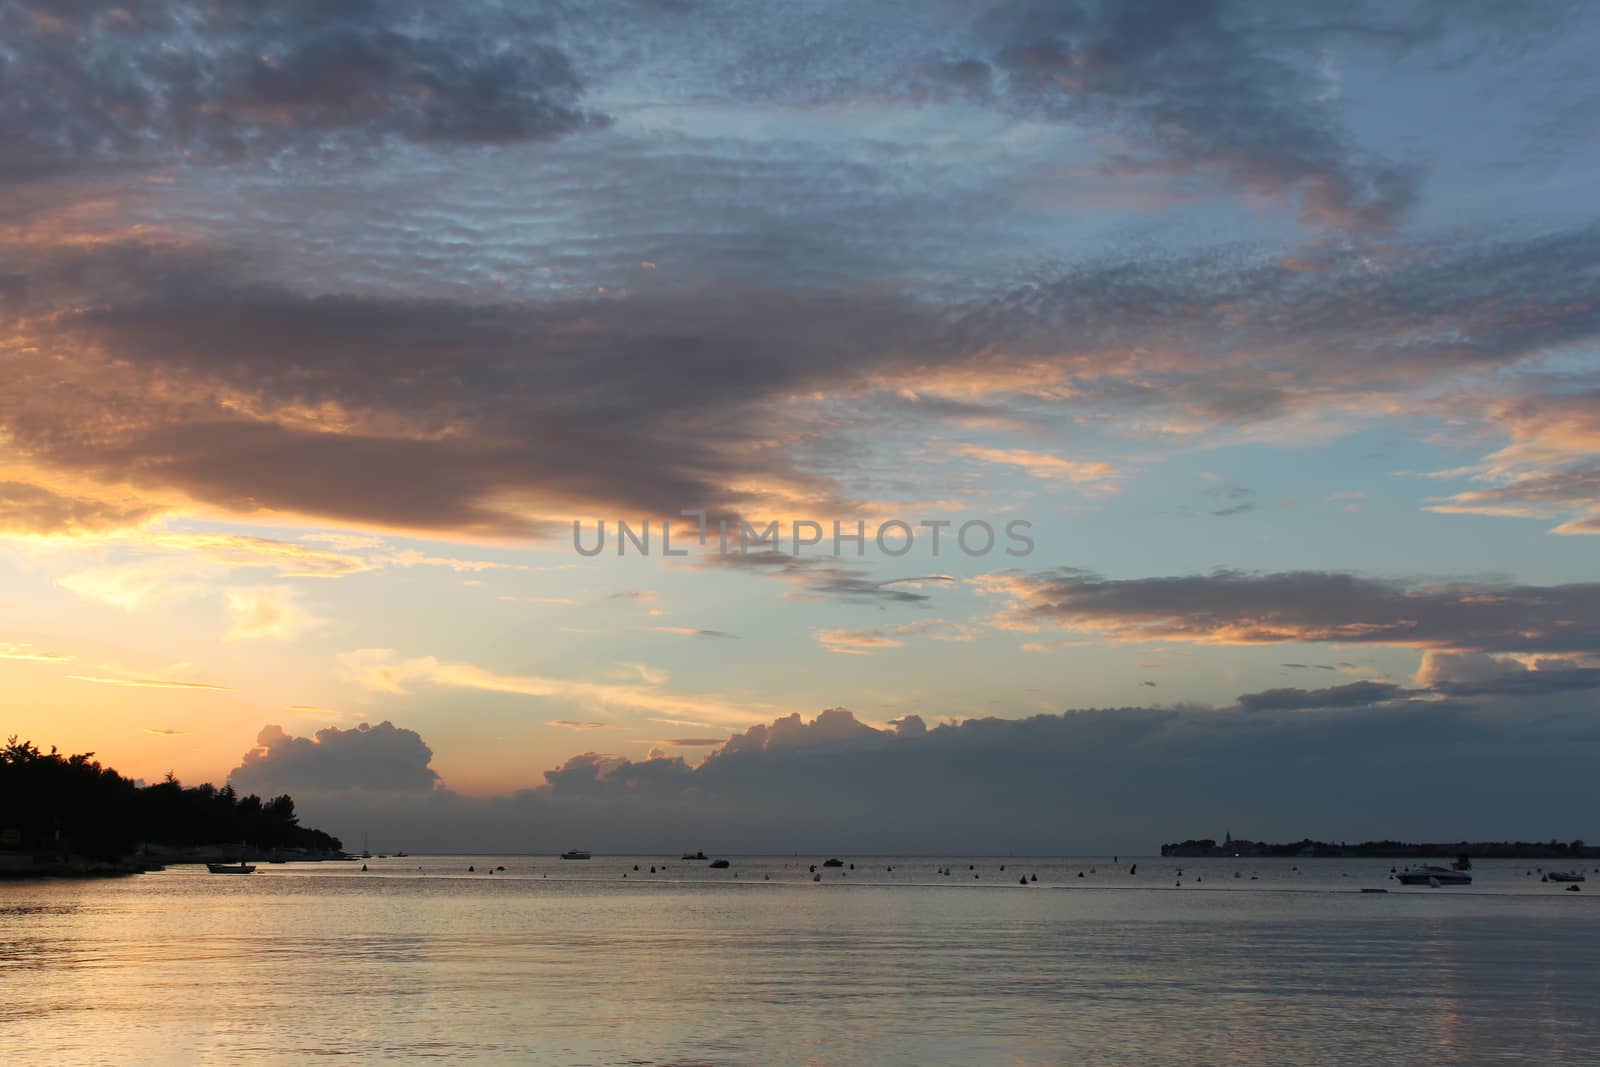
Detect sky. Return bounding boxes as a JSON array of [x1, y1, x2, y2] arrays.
[[2, 0, 1598, 852]]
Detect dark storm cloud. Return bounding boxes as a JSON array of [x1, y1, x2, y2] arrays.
[[0, 0, 601, 182], [988, 568, 1600, 654], [270, 693, 1600, 855], [229, 720, 440, 794]]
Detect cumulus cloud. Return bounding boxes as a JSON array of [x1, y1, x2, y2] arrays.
[[269, 693, 1600, 855], [229, 721, 440, 795]]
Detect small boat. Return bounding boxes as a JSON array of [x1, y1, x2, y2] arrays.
[[560, 850, 592, 860], [1547, 871, 1586, 883], [395, 851, 408, 857], [822, 858, 844, 867], [708, 859, 730, 869], [681, 851, 708, 860], [206, 862, 256, 875], [1396, 865, 1471, 886]]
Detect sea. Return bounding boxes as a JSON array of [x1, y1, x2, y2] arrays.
[[2, 854, 1598, 1065]]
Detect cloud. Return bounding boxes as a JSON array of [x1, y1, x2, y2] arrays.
[[272, 694, 1600, 855], [952, 444, 1119, 488], [0, 0, 604, 185], [981, 568, 1600, 654], [1235, 680, 1411, 712], [144, 728, 184, 736], [710, 552, 957, 605], [68, 674, 231, 690], [648, 627, 739, 639], [549, 721, 608, 730], [57, 558, 213, 612], [336, 648, 775, 726], [0, 641, 71, 662], [815, 619, 979, 655], [960, 0, 1431, 231], [230, 721, 440, 795], [6, 210, 1600, 548], [639, 737, 726, 748], [0, 481, 158, 536], [223, 586, 326, 642]]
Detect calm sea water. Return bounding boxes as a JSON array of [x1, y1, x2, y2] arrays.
[[3, 855, 1598, 1065]]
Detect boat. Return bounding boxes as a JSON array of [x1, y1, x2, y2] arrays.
[[560, 850, 592, 860], [822, 858, 844, 867], [1547, 871, 1586, 883], [206, 861, 256, 875], [708, 859, 730, 868], [681, 851, 708, 860], [1395, 865, 1471, 886]]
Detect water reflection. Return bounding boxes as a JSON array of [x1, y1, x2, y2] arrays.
[[1, 857, 1596, 1064]]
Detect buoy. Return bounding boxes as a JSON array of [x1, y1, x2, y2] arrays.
[[1019, 877, 1027, 885], [1030, 874, 1036, 882], [813, 873, 821, 882], [360, 864, 367, 871], [468, 865, 474, 872]]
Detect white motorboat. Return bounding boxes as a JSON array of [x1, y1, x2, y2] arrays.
[[1546, 871, 1586, 883]]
